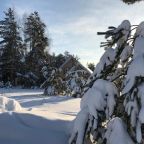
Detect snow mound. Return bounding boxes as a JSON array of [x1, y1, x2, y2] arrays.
[[0, 96, 22, 112]]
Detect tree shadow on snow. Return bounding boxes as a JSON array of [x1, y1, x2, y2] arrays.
[[11, 95, 72, 108], [58, 111, 78, 117], [0, 112, 71, 144]]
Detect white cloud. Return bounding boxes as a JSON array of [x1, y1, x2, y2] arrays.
[[48, 1, 144, 65], [1, 0, 144, 66]]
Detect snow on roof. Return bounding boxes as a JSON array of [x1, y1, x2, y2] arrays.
[[77, 60, 92, 74], [59, 56, 92, 74]]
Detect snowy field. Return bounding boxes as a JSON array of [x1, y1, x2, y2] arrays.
[[0, 88, 81, 144]]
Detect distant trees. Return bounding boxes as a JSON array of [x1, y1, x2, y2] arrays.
[[24, 11, 50, 85], [0, 8, 50, 87], [87, 63, 95, 72], [0, 8, 93, 89], [52, 54, 66, 68], [41, 54, 90, 97]]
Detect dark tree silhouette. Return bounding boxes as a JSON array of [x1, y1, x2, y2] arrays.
[[0, 8, 24, 85], [122, 0, 143, 4], [87, 63, 95, 72]]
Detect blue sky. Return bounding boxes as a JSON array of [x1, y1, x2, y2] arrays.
[[0, 0, 144, 67]]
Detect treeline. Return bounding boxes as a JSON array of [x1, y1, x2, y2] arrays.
[[0, 8, 71, 88]]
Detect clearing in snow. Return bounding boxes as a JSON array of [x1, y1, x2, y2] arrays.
[[0, 88, 81, 144]]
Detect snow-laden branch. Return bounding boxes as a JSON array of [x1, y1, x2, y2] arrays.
[[69, 80, 119, 144]]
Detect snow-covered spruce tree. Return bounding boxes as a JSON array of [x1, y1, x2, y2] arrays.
[[122, 22, 144, 143], [24, 11, 49, 86], [41, 53, 67, 95], [41, 68, 66, 96], [69, 20, 144, 144], [0, 8, 24, 85], [81, 20, 131, 97], [65, 70, 89, 97], [41, 53, 88, 96], [42, 68, 88, 97]]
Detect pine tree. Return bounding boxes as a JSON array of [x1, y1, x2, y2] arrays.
[[65, 69, 88, 97], [53, 54, 66, 68], [24, 11, 49, 86], [69, 20, 144, 144], [0, 8, 23, 85]]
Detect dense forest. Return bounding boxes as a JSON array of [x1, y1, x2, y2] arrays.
[[0, 8, 74, 88], [0, 8, 91, 98]]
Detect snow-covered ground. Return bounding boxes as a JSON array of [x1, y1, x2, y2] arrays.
[[0, 88, 81, 144]]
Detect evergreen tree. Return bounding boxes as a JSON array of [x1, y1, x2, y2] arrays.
[[53, 54, 66, 68], [0, 8, 23, 85], [87, 63, 95, 72], [65, 70, 88, 97], [69, 20, 144, 144], [24, 11, 49, 86]]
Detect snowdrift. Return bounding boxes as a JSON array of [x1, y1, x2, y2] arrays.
[[0, 96, 22, 112], [0, 112, 69, 144], [0, 88, 81, 144]]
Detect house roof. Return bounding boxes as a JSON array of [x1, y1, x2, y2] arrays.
[[59, 56, 73, 69], [59, 56, 92, 75]]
